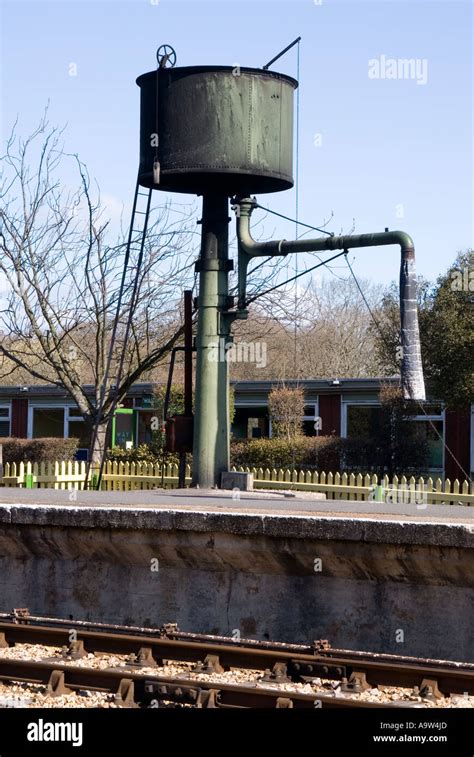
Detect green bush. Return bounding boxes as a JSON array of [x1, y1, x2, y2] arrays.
[[106, 436, 377, 474], [230, 434, 427, 476], [0, 437, 78, 464], [230, 436, 342, 472], [106, 430, 427, 477], [107, 444, 181, 467], [268, 385, 305, 439]]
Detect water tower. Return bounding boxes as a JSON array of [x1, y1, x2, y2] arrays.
[[135, 45, 425, 489]]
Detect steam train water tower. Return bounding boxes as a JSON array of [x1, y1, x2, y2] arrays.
[[136, 45, 425, 489]]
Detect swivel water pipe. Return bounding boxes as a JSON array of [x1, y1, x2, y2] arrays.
[[235, 197, 425, 402]]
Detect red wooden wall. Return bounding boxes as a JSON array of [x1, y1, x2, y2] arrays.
[[445, 407, 471, 482], [11, 398, 28, 438], [318, 394, 341, 436]]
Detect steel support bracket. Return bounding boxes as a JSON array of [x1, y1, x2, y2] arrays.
[[193, 654, 224, 674], [46, 670, 72, 698], [196, 688, 220, 708], [115, 678, 138, 708], [144, 681, 205, 706], [419, 678, 443, 701], [160, 622, 180, 637], [261, 662, 290, 683], [219, 309, 249, 334], [275, 697, 294, 708], [340, 671, 371, 693], [125, 646, 159, 668], [61, 639, 87, 660], [10, 608, 30, 624]]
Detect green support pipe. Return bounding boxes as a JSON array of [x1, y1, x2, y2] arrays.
[[236, 197, 425, 401], [192, 194, 232, 488]]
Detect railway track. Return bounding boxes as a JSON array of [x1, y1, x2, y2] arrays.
[[0, 657, 403, 709], [0, 610, 472, 708]]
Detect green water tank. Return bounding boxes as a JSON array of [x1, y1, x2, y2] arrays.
[[136, 66, 297, 196]]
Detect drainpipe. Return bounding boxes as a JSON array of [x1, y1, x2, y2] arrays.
[[235, 198, 425, 401]]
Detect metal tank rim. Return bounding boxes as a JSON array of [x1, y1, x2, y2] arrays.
[[136, 66, 299, 88]]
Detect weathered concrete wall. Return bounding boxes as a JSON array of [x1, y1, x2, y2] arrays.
[[0, 504, 472, 661]]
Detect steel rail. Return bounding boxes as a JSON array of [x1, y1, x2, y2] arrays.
[[0, 620, 472, 696], [0, 657, 413, 709]]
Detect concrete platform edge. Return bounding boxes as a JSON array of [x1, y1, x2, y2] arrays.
[[1, 503, 473, 548]]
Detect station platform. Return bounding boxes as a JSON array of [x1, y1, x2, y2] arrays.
[[0, 487, 472, 662], [0, 486, 472, 521]]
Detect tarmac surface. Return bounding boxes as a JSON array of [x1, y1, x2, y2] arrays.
[[0, 486, 472, 523]]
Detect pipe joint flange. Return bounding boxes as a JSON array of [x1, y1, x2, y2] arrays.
[[195, 259, 234, 273]]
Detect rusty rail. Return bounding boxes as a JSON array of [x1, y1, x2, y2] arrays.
[[0, 612, 472, 699], [0, 657, 412, 709]]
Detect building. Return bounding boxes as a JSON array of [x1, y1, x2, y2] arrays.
[[232, 378, 471, 481], [0, 379, 471, 481]]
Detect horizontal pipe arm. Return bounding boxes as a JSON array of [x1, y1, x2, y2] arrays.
[[237, 199, 414, 258], [235, 198, 425, 401]]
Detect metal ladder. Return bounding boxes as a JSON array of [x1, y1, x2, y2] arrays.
[[94, 180, 153, 490], [123, 181, 153, 308]]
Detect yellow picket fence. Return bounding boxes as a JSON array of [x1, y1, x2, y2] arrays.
[[0, 462, 474, 505], [0, 460, 473, 505], [0, 461, 186, 491]]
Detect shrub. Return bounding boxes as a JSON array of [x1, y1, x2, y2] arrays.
[[373, 384, 429, 477], [268, 385, 305, 439], [0, 437, 78, 464], [230, 434, 428, 476], [107, 444, 181, 467], [230, 436, 342, 472]]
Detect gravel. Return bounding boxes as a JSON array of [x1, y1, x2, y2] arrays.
[[0, 644, 471, 708]]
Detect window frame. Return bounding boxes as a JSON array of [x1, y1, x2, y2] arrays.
[[406, 408, 445, 474], [341, 399, 445, 474], [0, 404, 11, 437], [28, 404, 67, 439], [341, 400, 380, 438]]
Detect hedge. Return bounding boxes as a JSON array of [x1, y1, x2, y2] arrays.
[[230, 436, 428, 476], [230, 436, 343, 472], [107, 444, 181, 467], [107, 437, 380, 473], [0, 437, 78, 464]]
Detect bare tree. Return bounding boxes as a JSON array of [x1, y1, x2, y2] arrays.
[[0, 115, 197, 460], [230, 275, 385, 380]]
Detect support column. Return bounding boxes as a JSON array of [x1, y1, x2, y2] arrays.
[[192, 194, 230, 488]]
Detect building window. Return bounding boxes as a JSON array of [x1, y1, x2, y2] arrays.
[[68, 407, 83, 418], [32, 407, 65, 438], [30, 406, 91, 459], [67, 408, 91, 456], [0, 406, 11, 437], [343, 401, 444, 472], [269, 402, 320, 438], [247, 417, 265, 439], [137, 410, 155, 445], [346, 405, 381, 438], [411, 420, 443, 469], [232, 407, 269, 439], [408, 405, 444, 471], [302, 403, 319, 437]]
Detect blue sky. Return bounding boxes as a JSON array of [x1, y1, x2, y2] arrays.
[[1, 0, 472, 287]]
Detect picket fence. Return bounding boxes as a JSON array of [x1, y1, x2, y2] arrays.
[[0, 460, 473, 505]]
